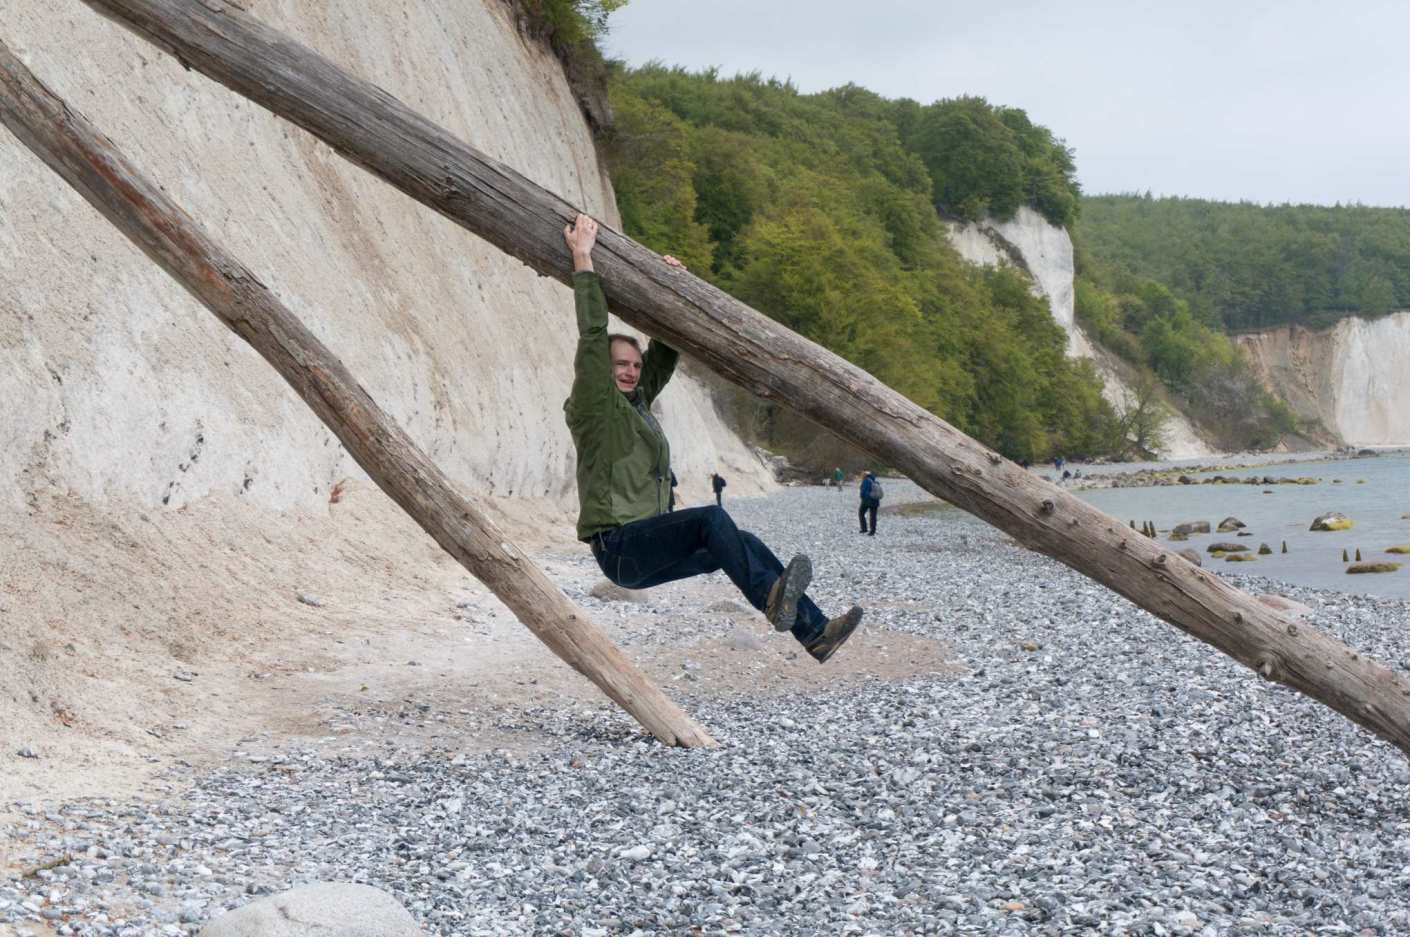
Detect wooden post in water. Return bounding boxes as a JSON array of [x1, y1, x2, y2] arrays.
[[55, 0, 1410, 758], [0, 40, 715, 749]]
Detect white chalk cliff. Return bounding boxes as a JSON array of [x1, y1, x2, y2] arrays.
[[0, 0, 771, 516], [946, 208, 1215, 458], [1237, 312, 1410, 448]]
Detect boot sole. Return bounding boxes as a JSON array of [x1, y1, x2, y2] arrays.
[[766, 555, 812, 632]]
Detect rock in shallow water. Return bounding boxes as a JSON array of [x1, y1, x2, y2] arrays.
[[1346, 562, 1401, 574], [1176, 548, 1203, 567]]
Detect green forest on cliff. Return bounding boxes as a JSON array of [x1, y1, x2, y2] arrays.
[[602, 64, 1310, 457], [603, 65, 1124, 462], [1066, 196, 1410, 448], [1076, 195, 1410, 331]]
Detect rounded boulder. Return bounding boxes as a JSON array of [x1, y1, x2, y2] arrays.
[[1309, 512, 1354, 532], [1347, 562, 1402, 575], [199, 883, 424, 937], [1255, 594, 1313, 620]]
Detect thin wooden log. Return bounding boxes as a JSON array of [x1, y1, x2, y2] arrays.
[[67, 0, 1410, 758], [0, 39, 715, 749]]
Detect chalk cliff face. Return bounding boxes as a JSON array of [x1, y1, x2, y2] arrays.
[[0, 0, 770, 516], [946, 208, 1215, 458], [1237, 312, 1410, 448]]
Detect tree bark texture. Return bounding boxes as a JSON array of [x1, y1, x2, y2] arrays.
[[65, 0, 1410, 758], [0, 39, 716, 749]]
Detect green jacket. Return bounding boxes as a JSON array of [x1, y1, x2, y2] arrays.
[[564, 271, 677, 540]]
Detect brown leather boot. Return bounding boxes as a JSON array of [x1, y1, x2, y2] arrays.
[[805, 606, 864, 663]]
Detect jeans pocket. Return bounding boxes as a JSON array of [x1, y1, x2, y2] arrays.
[[595, 531, 642, 588], [605, 552, 643, 588]]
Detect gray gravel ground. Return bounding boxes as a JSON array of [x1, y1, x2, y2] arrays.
[[5, 482, 1410, 936]]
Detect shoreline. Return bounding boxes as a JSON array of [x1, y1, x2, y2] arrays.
[[1059, 446, 1409, 490]]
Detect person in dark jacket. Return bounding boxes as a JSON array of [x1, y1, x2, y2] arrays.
[[711, 472, 726, 506], [858, 472, 881, 536], [561, 214, 862, 663]]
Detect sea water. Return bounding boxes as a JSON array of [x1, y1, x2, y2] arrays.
[[1076, 452, 1410, 600]]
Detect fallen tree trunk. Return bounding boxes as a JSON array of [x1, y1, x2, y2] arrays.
[[70, 0, 1410, 758], [0, 40, 715, 749]]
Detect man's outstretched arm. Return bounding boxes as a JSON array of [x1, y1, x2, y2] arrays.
[[638, 253, 685, 404], [638, 338, 679, 405], [564, 214, 613, 424]]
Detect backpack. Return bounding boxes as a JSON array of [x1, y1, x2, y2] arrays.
[[868, 478, 884, 501]]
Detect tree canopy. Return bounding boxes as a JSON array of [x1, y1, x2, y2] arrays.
[[606, 65, 1112, 461], [1072, 225, 1299, 450], [1078, 194, 1410, 331], [900, 96, 1080, 226]]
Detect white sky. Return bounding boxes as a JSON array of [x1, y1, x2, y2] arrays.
[[603, 0, 1410, 208]]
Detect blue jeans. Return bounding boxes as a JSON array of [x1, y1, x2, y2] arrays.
[[858, 498, 878, 535], [589, 505, 827, 643]]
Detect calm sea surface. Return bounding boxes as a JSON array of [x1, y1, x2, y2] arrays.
[[1076, 452, 1410, 600]]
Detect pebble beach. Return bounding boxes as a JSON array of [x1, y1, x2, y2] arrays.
[[5, 483, 1410, 936]]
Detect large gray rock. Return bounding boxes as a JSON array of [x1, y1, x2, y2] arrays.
[[1255, 594, 1314, 620], [200, 883, 424, 937], [1172, 521, 1211, 537], [1310, 512, 1354, 531], [590, 580, 647, 603]]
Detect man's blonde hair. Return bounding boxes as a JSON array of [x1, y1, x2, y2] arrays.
[[608, 333, 643, 356]]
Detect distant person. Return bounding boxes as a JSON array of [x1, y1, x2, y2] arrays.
[[560, 213, 862, 663], [832, 466, 844, 491], [859, 471, 882, 536], [668, 470, 679, 511], [711, 472, 726, 507]]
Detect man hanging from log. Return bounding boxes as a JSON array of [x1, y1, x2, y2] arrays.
[[563, 213, 864, 662]]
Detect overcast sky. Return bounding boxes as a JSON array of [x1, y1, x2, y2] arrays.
[[603, 0, 1409, 208]]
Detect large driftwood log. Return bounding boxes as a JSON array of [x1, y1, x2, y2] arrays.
[[69, 0, 1410, 757], [0, 40, 715, 749]]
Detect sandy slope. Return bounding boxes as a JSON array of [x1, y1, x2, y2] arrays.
[[1, 481, 952, 811]]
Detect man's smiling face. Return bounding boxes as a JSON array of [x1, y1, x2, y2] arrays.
[[611, 337, 643, 394]]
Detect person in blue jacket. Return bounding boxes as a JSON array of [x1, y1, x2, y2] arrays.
[[858, 472, 882, 536]]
